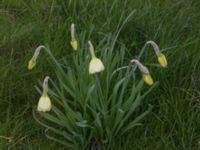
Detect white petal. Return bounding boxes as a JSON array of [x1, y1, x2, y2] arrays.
[[37, 96, 52, 112], [89, 58, 104, 74]]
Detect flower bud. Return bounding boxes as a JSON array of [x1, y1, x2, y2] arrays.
[[70, 23, 78, 50], [131, 59, 154, 86], [158, 53, 167, 67], [146, 41, 167, 67], [88, 41, 104, 74], [37, 76, 52, 112], [27, 45, 45, 70]]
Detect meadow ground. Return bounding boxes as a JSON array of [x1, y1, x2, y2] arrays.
[[0, 0, 200, 149]]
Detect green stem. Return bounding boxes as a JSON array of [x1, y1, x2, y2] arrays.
[[88, 41, 96, 58], [42, 76, 49, 96], [94, 74, 105, 112], [71, 23, 76, 40]]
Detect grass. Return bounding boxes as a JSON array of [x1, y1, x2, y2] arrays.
[[0, 0, 200, 149]]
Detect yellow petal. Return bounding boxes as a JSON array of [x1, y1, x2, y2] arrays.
[[89, 58, 105, 74], [158, 53, 167, 67], [37, 96, 52, 112], [28, 58, 36, 70], [143, 74, 154, 86], [70, 39, 78, 50]]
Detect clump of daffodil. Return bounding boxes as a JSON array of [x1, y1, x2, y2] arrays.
[[37, 76, 52, 112], [28, 45, 45, 70], [88, 41, 105, 74], [131, 59, 154, 86], [146, 41, 168, 67], [70, 23, 78, 50]]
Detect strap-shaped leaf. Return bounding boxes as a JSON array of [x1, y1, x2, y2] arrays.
[[84, 84, 95, 114], [33, 109, 74, 142], [111, 78, 125, 105], [45, 128, 75, 149], [122, 80, 144, 110], [59, 78, 76, 98], [45, 47, 66, 76], [114, 82, 158, 134], [120, 105, 153, 135], [52, 106, 76, 131], [40, 112, 69, 129]]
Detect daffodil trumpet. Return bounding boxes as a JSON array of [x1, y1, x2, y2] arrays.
[[146, 41, 168, 67], [37, 76, 52, 112], [88, 41, 105, 74], [70, 23, 78, 50], [131, 59, 154, 86], [28, 45, 45, 70]]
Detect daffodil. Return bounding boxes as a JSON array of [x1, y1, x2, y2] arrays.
[[28, 45, 45, 70], [28, 58, 36, 70], [37, 76, 52, 112], [88, 41, 104, 74], [158, 53, 167, 67], [70, 23, 78, 50], [89, 58, 105, 74], [70, 39, 78, 51], [37, 96, 51, 112], [131, 59, 154, 86], [146, 41, 168, 67], [142, 74, 154, 86]]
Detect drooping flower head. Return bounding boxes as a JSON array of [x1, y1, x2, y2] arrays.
[[88, 41, 104, 74], [28, 45, 45, 70], [70, 23, 78, 51], [131, 59, 154, 86], [146, 41, 167, 67], [37, 76, 52, 112]]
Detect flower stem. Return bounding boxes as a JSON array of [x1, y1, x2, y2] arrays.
[[71, 23, 76, 40], [43, 76, 49, 96], [146, 40, 161, 56], [88, 41, 96, 58]]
